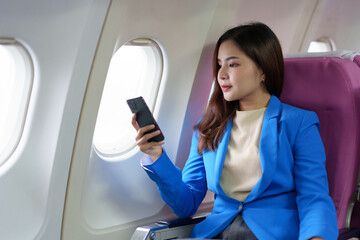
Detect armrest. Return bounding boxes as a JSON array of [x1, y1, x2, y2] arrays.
[[345, 181, 360, 228], [156, 215, 206, 228], [131, 215, 206, 240]]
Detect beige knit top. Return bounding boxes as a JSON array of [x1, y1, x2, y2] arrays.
[[220, 107, 266, 202]]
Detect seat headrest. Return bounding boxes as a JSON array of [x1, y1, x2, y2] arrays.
[[285, 50, 360, 62]]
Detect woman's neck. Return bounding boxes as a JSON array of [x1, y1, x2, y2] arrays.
[[238, 92, 271, 111]]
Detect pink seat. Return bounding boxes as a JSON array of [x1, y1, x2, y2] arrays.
[[281, 51, 360, 234]]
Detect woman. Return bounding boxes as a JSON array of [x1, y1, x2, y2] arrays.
[[131, 22, 338, 239]]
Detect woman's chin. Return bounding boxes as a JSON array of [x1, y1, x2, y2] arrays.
[[223, 95, 236, 102]]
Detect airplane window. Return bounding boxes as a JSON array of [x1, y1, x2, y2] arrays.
[[0, 39, 33, 167], [308, 37, 336, 52], [93, 38, 163, 158]]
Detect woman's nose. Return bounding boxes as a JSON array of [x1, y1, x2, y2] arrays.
[[218, 66, 228, 80]]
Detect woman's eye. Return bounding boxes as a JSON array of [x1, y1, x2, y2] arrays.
[[229, 63, 239, 67]]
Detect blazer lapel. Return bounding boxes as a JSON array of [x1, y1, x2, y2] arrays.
[[245, 96, 281, 203]]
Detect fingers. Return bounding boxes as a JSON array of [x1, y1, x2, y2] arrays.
[[136, 128, 160, 144], [135, 124, 154, 140], [132, 115, 161, 142], [135, 126, 164, 155], [131, 114, 165, 158], [131, 114, 140, 131]]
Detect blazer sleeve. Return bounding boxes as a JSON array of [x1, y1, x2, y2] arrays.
[[293, 111, 339, 240], [142, 130, 207, 218]]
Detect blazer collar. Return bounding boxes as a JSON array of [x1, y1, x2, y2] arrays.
[[263, 95, 281, 120], [215, 95, 281, 203]]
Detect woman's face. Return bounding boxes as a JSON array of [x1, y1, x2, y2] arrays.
[[217, 40, 267, 109]]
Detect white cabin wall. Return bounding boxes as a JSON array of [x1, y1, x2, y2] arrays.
[[301, 0, 360, 51], [226, 0, 319, 53], [0, 0, 110, 239]]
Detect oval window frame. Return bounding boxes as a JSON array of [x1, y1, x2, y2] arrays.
[[0, 38, 34, 167], [92, 38, 164, 160], [308, 37, 336, 52]]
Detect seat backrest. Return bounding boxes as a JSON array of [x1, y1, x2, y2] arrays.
[[281, 51, 360, 230]]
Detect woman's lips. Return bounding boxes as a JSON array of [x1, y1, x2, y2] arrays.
[[221, 85, 232, 92]]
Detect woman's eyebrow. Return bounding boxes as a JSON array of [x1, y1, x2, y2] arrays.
[[217, 56, 240, 62]]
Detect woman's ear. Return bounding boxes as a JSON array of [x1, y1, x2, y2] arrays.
[[260, 72, 266, 83]]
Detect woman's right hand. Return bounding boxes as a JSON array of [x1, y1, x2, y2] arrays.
[[131, 114, 165, 162]]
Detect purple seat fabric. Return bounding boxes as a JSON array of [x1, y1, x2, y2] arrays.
[[280, 51, 360, 231]]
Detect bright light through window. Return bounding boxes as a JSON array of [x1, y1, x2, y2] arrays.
[[0, 40, 33, 166], [93, 39, 163, 158], [308, 37, 336, 52]]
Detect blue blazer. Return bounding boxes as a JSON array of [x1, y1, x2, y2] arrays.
[[143, 96, 338, 239]]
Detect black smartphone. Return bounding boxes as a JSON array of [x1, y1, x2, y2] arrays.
[[127, 96, 164, 142]]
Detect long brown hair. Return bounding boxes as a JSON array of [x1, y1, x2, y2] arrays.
[[195, 22, 284, 154]]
